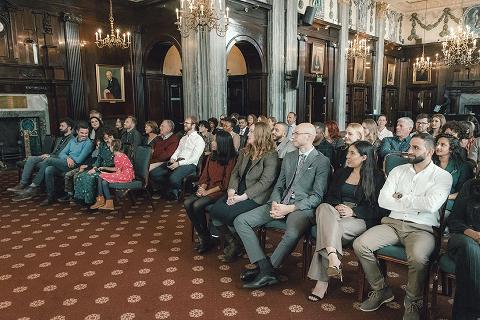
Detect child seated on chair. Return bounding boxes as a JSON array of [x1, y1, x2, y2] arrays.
[[91, 139, 135, 211]]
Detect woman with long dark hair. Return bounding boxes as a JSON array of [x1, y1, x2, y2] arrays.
[[307, 141, 386, 301], [446, 173, 480, 320], [89, 116, 104, 143], [434, 133, 474, 212], [184, 131, 237, 254]]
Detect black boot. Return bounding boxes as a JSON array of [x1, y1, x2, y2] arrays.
[[196, 234, 215, 254], [217, 225, 243, 263], [243, 258, 279, 289]]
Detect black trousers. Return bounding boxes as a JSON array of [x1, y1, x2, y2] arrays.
[[184, 195, 217, 238], [209, 195, 260, 226]]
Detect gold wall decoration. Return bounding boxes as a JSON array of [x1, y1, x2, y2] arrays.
[[0, 96, 28, 109]]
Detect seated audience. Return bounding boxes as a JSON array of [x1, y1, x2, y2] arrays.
[[143, 120, 159, 147], [325, 120, 345, 150], [463, 120, 477, 157], [184, 131, 237, 254], [90, 139, 134, 210], [150, 116, 205, 200], [121, 115, 142, 160], [334, 123, 364, 170], [353, 133, 452, 319], [446, 177, 480, 320], [379, 117, 413, 159], [114, 117, 124, 139], [237, 116, 249, 150], [230, 113, 240, 133], [468, 120, 480, 168], [208, 117, 219, 135], [73, 129, 115, 205], [286, 112, 297, 140], [247, 114, 257, 127], [149, 120, 179, 172], [312, 122, 334, 163], [434, 134, 474, 211], [362, 119, 381, 152], [209, 122, 279, 263], [377, 114, 393, 141], [413, 113, 430, 135], [308, 141, 386, 301], [267, 116, 277, 130], [233, 123, 330, 289], [272, 122, 296, 159], [222, 118, 240, 152], [89, 116, 104, 142], [430, 113, 446, 138], [198, 120, 214, 155], [8, 118, 74, 192], [13, 122, 94, 205], [89, 109, 102, 120]]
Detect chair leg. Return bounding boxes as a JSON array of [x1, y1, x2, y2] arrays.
[[430, 265, 440, 320], [423, 266, 431, 320], [145, 189, 155, 211], [358, 267, 368, 301]]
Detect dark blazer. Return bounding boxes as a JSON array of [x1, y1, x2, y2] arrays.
[[238, 127, 249, 150], [107, 77, 121, 99], [269, 148, 330, 211], [228, 150, 280, 204], [448, 178, 480, 234], [325, 167, 387, 229]]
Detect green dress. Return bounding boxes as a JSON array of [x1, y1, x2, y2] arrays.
[[73, 142, 114, 204]]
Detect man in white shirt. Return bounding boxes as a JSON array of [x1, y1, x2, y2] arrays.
[[377, 114, 393, 141], [286, 112, 297, 140], [353, 133, 452, 320], [150, 116, 205, 200]]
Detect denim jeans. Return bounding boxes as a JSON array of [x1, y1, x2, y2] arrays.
[[150, 163, 196, 193], [20, 156, 44, 186]]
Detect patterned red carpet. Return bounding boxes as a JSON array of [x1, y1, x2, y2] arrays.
[[0, 170, 452, 320]]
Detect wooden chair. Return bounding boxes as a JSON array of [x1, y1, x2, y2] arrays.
[[430, 253, 455, 319], [109, 146, 155, 218]]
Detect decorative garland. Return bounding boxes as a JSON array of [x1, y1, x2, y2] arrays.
[[408, 8, 460, 41]]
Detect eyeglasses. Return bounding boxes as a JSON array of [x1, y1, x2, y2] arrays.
[[292, 132, 311, 136], [416, 121, 429, 125], [183, 122, 193, 125]]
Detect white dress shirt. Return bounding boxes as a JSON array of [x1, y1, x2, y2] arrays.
[[378, 127, 394, 140], [378, 162, 452, 227], [171, 131, 205, 166]]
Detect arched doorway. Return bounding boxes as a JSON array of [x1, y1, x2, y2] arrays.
[[226, 37, 266, 116], [144, 38, 184, 126]]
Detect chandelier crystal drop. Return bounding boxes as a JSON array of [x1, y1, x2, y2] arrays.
[[175, 0, 230, 38], [95, 0, 131, 49], [346, 33, 370, 60], [442, 25, 479, 68]]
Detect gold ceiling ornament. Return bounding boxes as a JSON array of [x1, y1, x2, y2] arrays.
[[375, 1, 390, 18], [95, 0, 131, 49], [413, 0, 435, 73], [175, 0, 230, 38]]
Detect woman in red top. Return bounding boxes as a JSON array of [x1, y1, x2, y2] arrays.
[[90, 139, 135, 211], [184, 130, 237, 254]]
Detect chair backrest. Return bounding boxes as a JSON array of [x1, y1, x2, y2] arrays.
[[42, 135, 55, 154], [383, 152, 409, 176], [433, 201, 449, 260], [133, 146, 152, 188], [196, 154, 204, 176]]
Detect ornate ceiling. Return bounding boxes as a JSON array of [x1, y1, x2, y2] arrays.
[[384, 0, 480, 14]]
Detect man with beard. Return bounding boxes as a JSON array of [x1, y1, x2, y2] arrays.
[[150, 116, 205, 200], [353, 133, 452, 320], [272, 122, 296, 159]]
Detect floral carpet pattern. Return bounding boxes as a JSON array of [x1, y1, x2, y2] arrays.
[[0, 170, 452, 320]]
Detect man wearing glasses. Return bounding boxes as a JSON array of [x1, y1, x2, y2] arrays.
[[413, 113, 430, 135], [234, 123, 330, 289], [150, 116, 205, 200]]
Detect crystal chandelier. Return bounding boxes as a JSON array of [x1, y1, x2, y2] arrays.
[[175, 0, 230, 38], [346, 33, 370, 60], [442, 25, 479, 68], [95, 0, 131, 49], [413, 0, 433, 73]]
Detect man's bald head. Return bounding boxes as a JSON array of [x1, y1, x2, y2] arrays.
[[292, 123, 316, 149]]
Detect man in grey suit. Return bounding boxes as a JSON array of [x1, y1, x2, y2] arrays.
[[234, 123, 331, 289], [273, 122, 296, 159]]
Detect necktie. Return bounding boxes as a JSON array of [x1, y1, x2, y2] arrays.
[[282, 154, 306, 204]]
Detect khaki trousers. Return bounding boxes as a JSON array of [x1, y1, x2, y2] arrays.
[[353, 216, 435, 301], [308, 203, 366, 282]]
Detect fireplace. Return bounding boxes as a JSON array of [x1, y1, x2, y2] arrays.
[[458, 94, 480, 114], [0, 94, 50, 162]]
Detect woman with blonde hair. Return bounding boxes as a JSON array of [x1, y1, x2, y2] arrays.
[[334, 123, 365, 169], [209, 122, 280, 262], [430, 114, 446, 137], [362, 119, 381, 151]]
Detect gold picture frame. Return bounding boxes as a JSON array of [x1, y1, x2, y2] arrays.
[[353, 57, 366, 83], [310, 42, 325, 75], [412, 67, 431, 84], [386, 63, 395, 85], [96, 64, 125, 103]]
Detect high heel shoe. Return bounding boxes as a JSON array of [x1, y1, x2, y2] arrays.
[[326, 252, 343, 282]]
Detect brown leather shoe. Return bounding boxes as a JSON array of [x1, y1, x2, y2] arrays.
[[90, 196, 105, 209], [99, 199, 115, 211]]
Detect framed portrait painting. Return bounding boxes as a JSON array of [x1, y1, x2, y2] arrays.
[[96, 64, 125, 103], [386, 63, 395, 85], [310, 42, 325, 74], [464, 5, 480, 35], [412, 67, 431, 84], [353, 57, 366, 83]]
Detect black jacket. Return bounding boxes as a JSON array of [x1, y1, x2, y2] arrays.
[[324, 167, 387, 229]]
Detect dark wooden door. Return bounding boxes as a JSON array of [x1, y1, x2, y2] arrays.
[[382, 88, 398, 126], [305, 81, 327, 123], [145, 74, 183, 125], [227, 76, 245, 116], [408, 88, 436, 118], [349, 86, 370, 123]]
